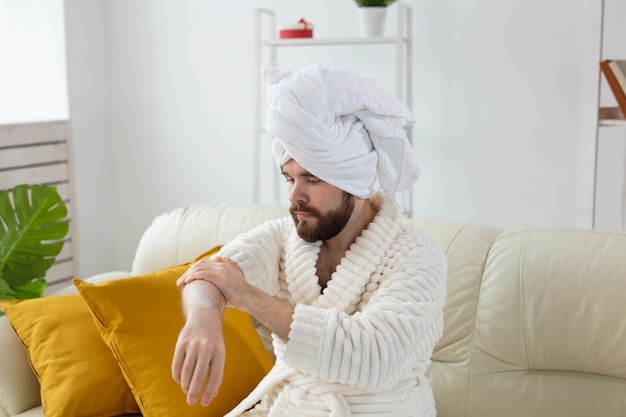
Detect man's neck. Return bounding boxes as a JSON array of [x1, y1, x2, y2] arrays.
[[316, 198, 377, 289]]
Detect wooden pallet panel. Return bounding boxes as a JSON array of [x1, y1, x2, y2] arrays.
[[0, 121, 77, 294]]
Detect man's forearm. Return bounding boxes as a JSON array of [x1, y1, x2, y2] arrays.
[[177, 260, 294, 340], [174, 279, 227, 407], [238, 284, 294, 341]]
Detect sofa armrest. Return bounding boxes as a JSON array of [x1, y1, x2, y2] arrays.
[[0, 316, 40, 417], [0, 271, 132, 417], [51, 271, 132, 296]]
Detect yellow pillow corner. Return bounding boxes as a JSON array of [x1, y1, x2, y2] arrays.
[[0, 294, 140, 417], [75, 245, 273, 416]]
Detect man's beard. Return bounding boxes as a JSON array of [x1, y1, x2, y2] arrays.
[[290, 192, 355, 242]]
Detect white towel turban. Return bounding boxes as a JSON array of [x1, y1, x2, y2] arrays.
[[263, 63, 419, 210]]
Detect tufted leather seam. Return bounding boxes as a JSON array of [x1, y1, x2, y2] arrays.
[[0, 399, 9, 417], [174, 206, 191, 265], [465, 227, 500, 417], [518, 233, 533, 370], [442, 225, 473, 417]]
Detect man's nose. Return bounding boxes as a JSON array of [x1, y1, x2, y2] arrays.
[[288, 181, 307, 205]]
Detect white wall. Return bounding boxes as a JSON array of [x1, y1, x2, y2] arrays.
[[0, 0, 68, 123], [411, 1, 585, 229], [64, 0, 115, 276], [63, 0, 618, 275]]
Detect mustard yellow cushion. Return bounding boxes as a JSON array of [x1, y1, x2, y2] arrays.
[[74, 247, 274, 417], [0, 295, 140, 417]]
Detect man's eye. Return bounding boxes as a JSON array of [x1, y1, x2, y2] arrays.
[[308, 178, 320, 184], [283, 177, 294, 183]]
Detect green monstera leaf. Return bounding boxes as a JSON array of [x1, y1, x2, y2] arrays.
[[0, 184, 69, 306]]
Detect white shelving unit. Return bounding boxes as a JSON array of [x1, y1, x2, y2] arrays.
[[576, 0, 626, 229], [252, 4, 414, 211]]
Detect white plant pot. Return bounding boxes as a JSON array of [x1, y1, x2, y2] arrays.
[[357, 7, 387, 37]]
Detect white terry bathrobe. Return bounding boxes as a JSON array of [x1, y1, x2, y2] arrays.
[[219, 190, 447, 417]]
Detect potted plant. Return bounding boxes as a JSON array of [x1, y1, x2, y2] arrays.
[[354, 0, 397, 37], [0, 184, 69, 315], [354, 0, 396, 5]]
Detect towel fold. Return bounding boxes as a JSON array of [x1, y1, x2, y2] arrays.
[[263, 64, 419, 210]]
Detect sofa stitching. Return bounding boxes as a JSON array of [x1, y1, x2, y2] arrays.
[[444, 227, 472, 417], [441, 226, 463, 253], [175, 206, 190, 264], [465, 226, 501, 417], [0, 400, 10, 417], [440, 225, 500, 417], [518, 233, 533, 370]]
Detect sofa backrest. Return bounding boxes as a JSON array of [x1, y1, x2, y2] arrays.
[[132, 202, 289, 275], [448, 228, 626, 417], [414, 220, 503, 417], [132, 202, 626, 417], [422, 223, 626, 417]]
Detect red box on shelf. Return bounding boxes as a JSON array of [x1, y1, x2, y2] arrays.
[[279, 18, 314, 39]]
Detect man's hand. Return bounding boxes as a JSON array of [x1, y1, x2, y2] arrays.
[[176, 257, 248, 309], [177, 256, 295, 346]]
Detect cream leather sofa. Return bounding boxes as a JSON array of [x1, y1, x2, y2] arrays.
[[1, 201, 625, 417]]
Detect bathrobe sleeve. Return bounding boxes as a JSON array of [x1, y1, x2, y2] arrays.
[[216, 217, 290, 296], [284, 229, 447, 393]]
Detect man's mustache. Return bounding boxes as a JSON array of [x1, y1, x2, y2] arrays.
[[289, 203, 321, 217]]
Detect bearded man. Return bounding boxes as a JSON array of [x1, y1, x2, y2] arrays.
[[172, 63, 447, 417]]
